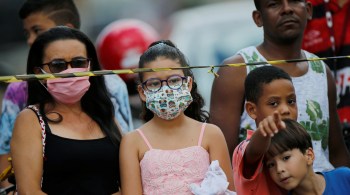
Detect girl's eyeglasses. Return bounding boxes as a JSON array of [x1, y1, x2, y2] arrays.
[[142, 75, 188, 92], [41, 57, 90, 73]]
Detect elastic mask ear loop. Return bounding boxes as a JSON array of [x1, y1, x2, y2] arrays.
[[39, 68, 48, 74], [83, 61, 91, 72], [38, 68, 49, 90], [39, 81, 48, 91], [87, 62, 91, 71]]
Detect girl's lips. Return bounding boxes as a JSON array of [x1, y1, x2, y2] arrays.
[[280, 176, 291, 183]]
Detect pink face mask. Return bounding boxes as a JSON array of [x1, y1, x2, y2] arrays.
[[45, 68, 90, 104]]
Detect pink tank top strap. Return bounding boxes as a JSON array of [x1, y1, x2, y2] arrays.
[[136, 129, 153, 149], [197, 123, 207, 146]]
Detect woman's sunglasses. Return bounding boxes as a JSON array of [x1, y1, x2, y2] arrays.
[[41, 57, 90, 73]]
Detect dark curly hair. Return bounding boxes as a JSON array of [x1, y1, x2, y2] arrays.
[[138, 40, 209, 122]]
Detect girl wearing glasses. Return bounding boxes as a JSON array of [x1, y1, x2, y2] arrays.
[[120, 40, 235, 194], [10, 27, 121, 194]]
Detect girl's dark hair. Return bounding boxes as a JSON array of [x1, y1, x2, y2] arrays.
[[27, 26, 121, 148], [138, 40, 209, 122], [265, 119, 313, 161]]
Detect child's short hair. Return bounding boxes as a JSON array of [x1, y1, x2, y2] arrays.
[[245, 66, 292, 103], [19, 0, 80, 29], [265, 119, 312, 160]]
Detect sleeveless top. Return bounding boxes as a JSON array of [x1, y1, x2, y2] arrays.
[[27, 105, 120, 195], [137, 123, 210, 195], [237, 46, 334, 172]]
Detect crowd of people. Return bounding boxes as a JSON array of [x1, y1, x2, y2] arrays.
[[0, 0, 350, 194]]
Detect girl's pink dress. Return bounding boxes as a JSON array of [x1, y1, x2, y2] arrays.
[[137, 123, 210, 195]]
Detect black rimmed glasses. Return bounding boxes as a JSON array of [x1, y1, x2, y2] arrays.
[[41, 57, 90, 73], [142, 75, 188, 92]]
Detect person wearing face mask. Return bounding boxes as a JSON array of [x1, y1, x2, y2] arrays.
[[10, 26, 122, 194], [119, 40, 235, 194], [0, 1, 132, 189]]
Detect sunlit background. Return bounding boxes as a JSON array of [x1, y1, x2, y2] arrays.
[[0, 0, 263, 116]]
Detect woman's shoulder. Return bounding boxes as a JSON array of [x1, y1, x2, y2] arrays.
[[16, 106, 40, 121], [12, 106, 44, 137]]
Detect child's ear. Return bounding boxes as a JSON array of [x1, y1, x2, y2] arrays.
[[246, 101, 258, 120], [137, 85, 146, 102], [305, 147, 315, 165]]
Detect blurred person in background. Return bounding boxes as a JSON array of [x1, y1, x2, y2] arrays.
[[0, 0, 131, 189], [302, 0, 350, 150], [96, 18, 160, 128]]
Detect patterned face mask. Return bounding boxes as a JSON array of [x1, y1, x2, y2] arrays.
[[144, 80, 193, 120]]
